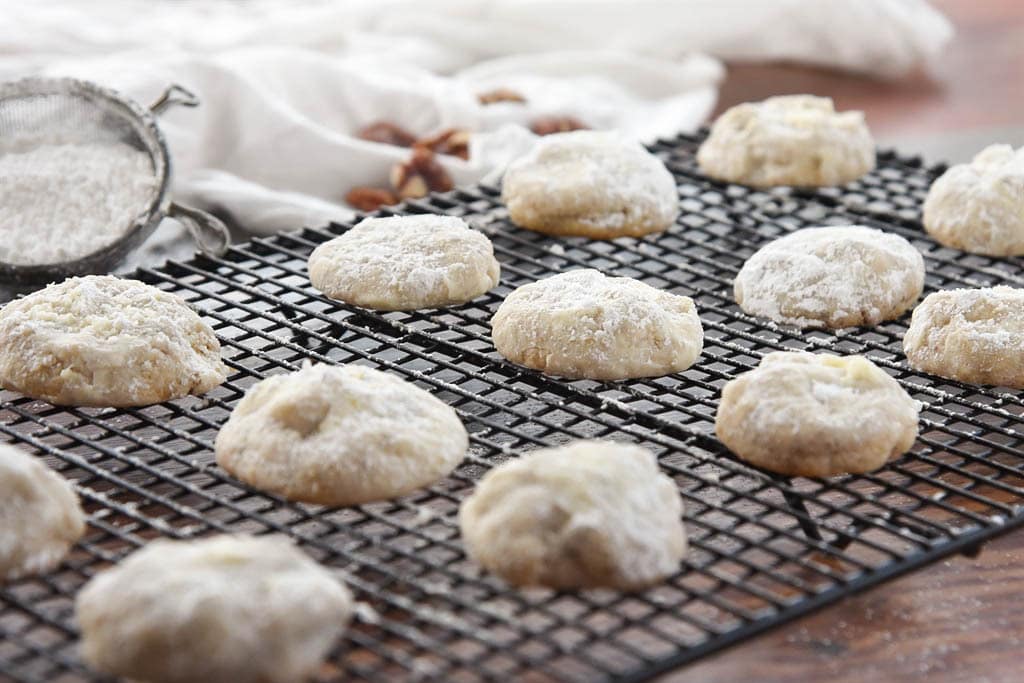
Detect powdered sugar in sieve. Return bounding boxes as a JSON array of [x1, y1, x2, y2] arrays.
[[0, 78, 228, 284], [0, 141, 157, 265]]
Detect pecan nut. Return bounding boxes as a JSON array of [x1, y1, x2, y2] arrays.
[[390, 148, 454, 199], [345, 187, 400, 212], [415, 128, 471, 160], [530, 116, 588, 136], [477, 88, 527, 105], [356, 121, 417, 147]]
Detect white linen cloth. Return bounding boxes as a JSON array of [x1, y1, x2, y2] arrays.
[[0, 0, 952, 235]]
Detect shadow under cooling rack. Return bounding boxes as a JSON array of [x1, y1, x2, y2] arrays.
[[2, 131, 1023, 682]]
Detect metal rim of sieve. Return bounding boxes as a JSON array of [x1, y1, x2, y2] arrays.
[[0, 77, 230, 285]]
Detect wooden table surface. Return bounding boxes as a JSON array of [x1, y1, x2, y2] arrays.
[[662, 2, 1024, 682], [711, 0, 1024, 155]]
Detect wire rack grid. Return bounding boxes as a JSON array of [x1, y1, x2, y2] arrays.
[[1, 131, 1023, 683]]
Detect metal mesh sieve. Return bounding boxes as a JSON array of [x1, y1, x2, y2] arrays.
[[0, 77, 229, 284]]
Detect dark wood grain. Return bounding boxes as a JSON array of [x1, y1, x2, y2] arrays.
[[659, 530, 1024, 683], [663, 2, 1024, 680]]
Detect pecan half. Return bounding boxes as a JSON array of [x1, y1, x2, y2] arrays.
[[390, 148, 454, 199], [477, 88, 527, 105], [345, 186, 400, 212], [415, 128, 471, 160], [530, 116, 588, 136], [356, 121, 417, 147]]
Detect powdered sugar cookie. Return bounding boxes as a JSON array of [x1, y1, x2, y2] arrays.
[[0, 443, 84, 581], [76, 535, 353, 683], [0, 275, 227, 407], [923, 144, 1024, 256], [459, 440, 686, 589], [215, 363, 468, 505], [734, 226, 924, 329], [698, 95, 875, 187], [501, 131, 679, 239], [903, 286, 1024, 388], [716, 352, 920, 477], [491, 269, 703, 380], [308, 215, 500, 311]]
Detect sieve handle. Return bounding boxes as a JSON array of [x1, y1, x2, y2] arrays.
[[168, 202, 231, 257], [149, 84, 200, 115]]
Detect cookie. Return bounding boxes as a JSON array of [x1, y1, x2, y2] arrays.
[[308, 215, 500, 311], [734, 225, 924, 328], [76, 535, 353, 683], [715, 352, 920, 477], [903, 286, 1024, 388], [923, 144, 1024, 256], [0, 443, 84, 581], [215, 363, 468, 505], [697, 95, 875, 187], [501, 131, 679, 238], [459, 440, 686, 590], [0, 275, 227, 407], [491, 269, 704, 380]]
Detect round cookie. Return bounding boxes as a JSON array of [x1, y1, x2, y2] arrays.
[[903, 286, 1024, 388], [501, 131, 679, 239], [716, 352, 920, 477], [697, 95, 875, 188], [76, 535, 353, 683], [0, 443, 84, 581], [923, 144, 1024, 256], [734, 225, 925, 329], [308, 215, 500, 311], [0, 275, 227, 407], [215, 363, 468, 505], [459, 440, 686, 590], [491, 269, 703, 380]]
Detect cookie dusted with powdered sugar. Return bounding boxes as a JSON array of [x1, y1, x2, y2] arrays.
[[0, 275, 227, 407], [459, 440, 686, 590], [491, 269, 703, 380], [903, 286, 1024, 388], [501, 131, 679, 239], [923, 144, 1024, 256], [76, 535, 353, 683], [0, 443, 84, 581], [716, 352, 920, 477], [308, 215, 500, 311], [215, 363, 468, 505], [733, 225, 924, 329], [698, 95, 875, 188]]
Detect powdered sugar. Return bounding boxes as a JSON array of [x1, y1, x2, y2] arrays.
[[215, 363, 468, 505], [734, 225, 925, 328], [0, 141, 157, 265], [0, 442, 85, 580], [909, 286, 1023, 353], [459, 440, 686, 589], [716, 351, 920, 477], [904, 286, 1024, 388], [698, 95, 875, 188], [502, 131, 679, 238], [491, 269, 703, 380], [922, 144, 1024, 256], [308, 215, 500, 311], [0, 275, 226, 406]]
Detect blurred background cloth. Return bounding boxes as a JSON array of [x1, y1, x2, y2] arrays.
[[0, 0, 952, 236]]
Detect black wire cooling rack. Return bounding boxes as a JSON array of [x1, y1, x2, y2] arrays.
[[2, 131, 1024, 683]]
